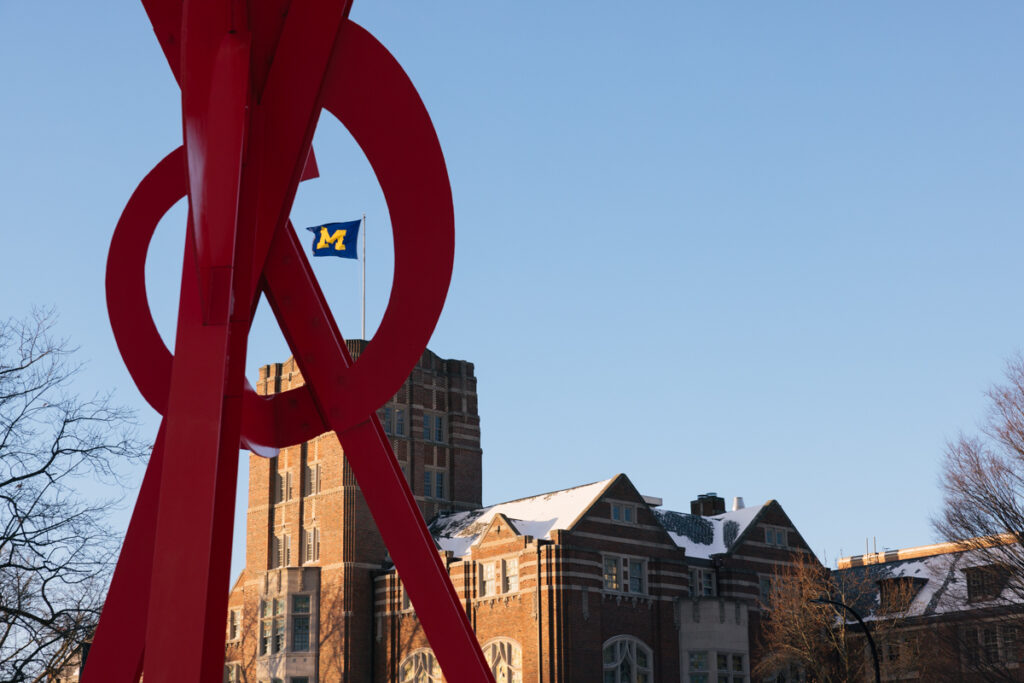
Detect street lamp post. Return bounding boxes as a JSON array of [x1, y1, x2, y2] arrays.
[[810, 596, 881, 683]]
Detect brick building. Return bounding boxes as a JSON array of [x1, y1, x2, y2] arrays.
[[833, 538, 1024, 681], [224, 345, 816, 682]]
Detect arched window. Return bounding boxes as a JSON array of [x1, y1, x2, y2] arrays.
[[602, 636, 653, 683], [399, 649, 444, 683], [483, 638, 523, 683]]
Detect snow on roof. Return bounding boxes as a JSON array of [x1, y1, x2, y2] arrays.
[[429, 478, 614, 558], [836, 544, 1024, 619], [654, 504, 765, 559]]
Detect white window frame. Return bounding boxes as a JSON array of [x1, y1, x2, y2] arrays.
[[303, 527, 320, 563], [690, 567, 716, 597], [502, 557, 519, 593], [602, 554, 648, 595], [481, 561, 497, 596]]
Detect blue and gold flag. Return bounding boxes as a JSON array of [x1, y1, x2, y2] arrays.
[[305, 220, 361, 258]]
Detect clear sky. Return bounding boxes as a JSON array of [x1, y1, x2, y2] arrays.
[[3, 2, 1023, 583]]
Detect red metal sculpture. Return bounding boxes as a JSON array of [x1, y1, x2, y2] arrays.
[[83, 3, 494, 682]]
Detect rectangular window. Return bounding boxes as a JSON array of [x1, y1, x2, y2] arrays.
[[481, 562, 496, 596], [423, 414, 431, 440], [224, 663, 241, 683], [259, 600, 286, 655], [424, 467, 445, 499], [966, 565, 1008, 602], [228, 609, 241, 641], [395, 408, 406, 436], [304, 462, 321, 496], [274, 471, 284, 504], [690, 568, 716, 597], [434, 415, 444, 442], [610, 503, 636, 523], [291, 678, 310, 683], [603, 555, 647, 594], [759, 576, 772, 604], [628, 558, 645, 593], [292, 615, 310, 652], [285, 471, 293, 501], [303, 527, 320, 563], [381, 406, 393, 434], [983, 627, 999, 663], [965, 627, 980, 666], [273, 598, 286, 653], [503, 558, 519, 592], [1002, 625, 1018, 663], [603, 556, 620, 591], [764, 525, 787, 547]]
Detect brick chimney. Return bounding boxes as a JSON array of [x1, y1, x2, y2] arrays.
[[690, 492, 726, 516]]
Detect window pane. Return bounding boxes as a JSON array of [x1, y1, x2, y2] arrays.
[[689, 651, 708, 671], [424, 471, 431, 497], [733, 655, 744, 672], [436, 472, 444, 499], [292, 615, 310, 652], [423, 414, 431, 439], [435, 415, 443, 442], [396, 409, 405, 435], [293, 594, 310, 614], [718, 654, 728, 670], [603, 557, 620, 590], [611, 504, 620, 521], [624, 506, 633, 522], [274, 617, 285, 652]]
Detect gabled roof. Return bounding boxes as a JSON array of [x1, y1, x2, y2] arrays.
[[429, 478, 615, 558], [654, 503, 766, 559]]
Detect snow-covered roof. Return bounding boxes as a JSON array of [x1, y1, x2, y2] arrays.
[[429, 478, 614, 558], [836, 544, 1024, 619], [654, 504, 766, 559]]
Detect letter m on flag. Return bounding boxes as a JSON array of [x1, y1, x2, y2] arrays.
[[306, 220, 361, 259]]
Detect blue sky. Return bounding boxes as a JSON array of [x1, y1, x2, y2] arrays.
[[2, 2, 1023, 582]]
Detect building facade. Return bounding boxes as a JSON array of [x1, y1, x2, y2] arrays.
[[225, 346, 816, 682], [834, 538, 1024, 682], [226, 342, 482, 682]]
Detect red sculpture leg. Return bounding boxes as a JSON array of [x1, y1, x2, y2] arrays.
[[81, 422, 166, 682]]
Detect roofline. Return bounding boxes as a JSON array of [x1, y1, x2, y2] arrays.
[[720, 499, 774, 552], [837, 533, 1021, 569], [563, 474, 623, 531]]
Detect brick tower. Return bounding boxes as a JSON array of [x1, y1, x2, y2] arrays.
[[225, 341, 482, 682]]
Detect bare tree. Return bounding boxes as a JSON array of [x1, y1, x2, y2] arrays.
[[934, 354, 1024, 681], [0, 309, 145, 682], [755, 553, 869, 682], [754, 553, 930, 682]]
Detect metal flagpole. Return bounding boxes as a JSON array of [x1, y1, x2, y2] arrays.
[[361, 213, 366, 340]]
